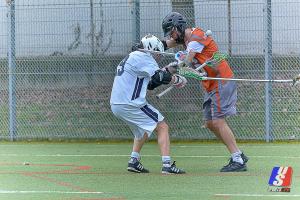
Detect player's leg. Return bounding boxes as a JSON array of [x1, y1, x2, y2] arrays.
[[111, 104, 150, 173], [205, 117, 247, 172], [203, 81, 248, 172], [127, 131, 150, 173], [206, 119, 244, 159], [206, 119, 239, 154], [132, 132, 148, 153], [155, 121, 170, 156], [155, 120, 185, 174]]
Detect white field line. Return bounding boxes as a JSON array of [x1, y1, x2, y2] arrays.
[[215, 193, 300, 197], [0, 144, 298, 148], [0, 154, 300, 159], [0, 190, 103, 194], [178, 145, 300, 148]]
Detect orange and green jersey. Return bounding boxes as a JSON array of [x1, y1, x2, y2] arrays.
[[186, 28, 233, 92]]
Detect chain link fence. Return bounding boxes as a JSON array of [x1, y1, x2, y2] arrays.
[[0, 0, 299, 141]]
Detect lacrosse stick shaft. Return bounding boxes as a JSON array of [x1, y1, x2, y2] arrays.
[[156, 86, 174, 99], [138, 49, 175, 56], [195, 62, 207, 71], [202, 77, 294, 83], [156, 63, 209, 99], [178, 67, 297, 85]]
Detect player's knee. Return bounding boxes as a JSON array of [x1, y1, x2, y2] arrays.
[[205, 121, 213, 130], [156, 121, 169, 132], [206, 119, 225, 130]]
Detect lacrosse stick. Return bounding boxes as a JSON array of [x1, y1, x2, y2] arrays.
[[178, 67, 300, 85], [156, 52, 228, 99], [138, 49, 175, 56]]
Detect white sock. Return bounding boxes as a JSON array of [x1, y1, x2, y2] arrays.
[[231, 151, 243, 164], [130, 152, 140, 162], [162, 156, 171, 167]]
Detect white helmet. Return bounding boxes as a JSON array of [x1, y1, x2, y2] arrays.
[[141, 34, 164, 53]]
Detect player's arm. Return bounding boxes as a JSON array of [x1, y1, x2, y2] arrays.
[[161, 38, 178, 50], [186, 42, 219, 74], [184, 51, 197, 68], [147, 69, 173, 90], [166, 38, 178, 49]]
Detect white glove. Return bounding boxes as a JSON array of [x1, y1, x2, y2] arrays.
[[164, 61, 179, 74], [172, 74, 187, 89]]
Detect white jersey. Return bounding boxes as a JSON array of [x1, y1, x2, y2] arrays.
[[110, 51, 159, 107]]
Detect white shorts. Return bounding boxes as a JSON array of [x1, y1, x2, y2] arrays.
[[111, 104, 164, 139]]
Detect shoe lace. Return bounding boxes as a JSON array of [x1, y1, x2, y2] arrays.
[[223, 158, 233, 167], [170, 161, 181, 173], [171, 161, 176, 167]]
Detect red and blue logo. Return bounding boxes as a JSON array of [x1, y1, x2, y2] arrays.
[[175, 51, 187, 62], [268, 166, 293, 187]]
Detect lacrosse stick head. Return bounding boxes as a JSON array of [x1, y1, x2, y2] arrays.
[[178, 67, 206, 81], [206, 52, 228, 67]]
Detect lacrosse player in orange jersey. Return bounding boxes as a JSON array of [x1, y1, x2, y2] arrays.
[[161, 12, 248, 172]]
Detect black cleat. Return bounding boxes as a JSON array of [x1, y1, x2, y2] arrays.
[[220, 161, 247, 172], [162, 161, 186, 174], [220, 152, 248, 172], [227, 152, 249, 165], [240, 152, 249, 164], [127, 159, 149, 173]]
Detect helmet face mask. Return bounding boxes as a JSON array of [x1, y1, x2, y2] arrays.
[[163, 24, 174, 37]]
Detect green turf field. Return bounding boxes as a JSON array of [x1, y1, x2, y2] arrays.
[[0, 142, 299, 200]]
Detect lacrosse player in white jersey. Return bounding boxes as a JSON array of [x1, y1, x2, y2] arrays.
[[110, 34, 186, 174]]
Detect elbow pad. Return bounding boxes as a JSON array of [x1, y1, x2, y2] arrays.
[[147, 69, 172, 90]]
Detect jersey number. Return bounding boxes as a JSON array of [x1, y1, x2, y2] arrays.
[[116, 55, 129, 76]]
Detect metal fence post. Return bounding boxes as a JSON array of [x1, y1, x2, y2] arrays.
[[131, 0, 140, 43], [90, 0, 95, 56], [7, 0, 17, 141], [264, 0, 273, 142]]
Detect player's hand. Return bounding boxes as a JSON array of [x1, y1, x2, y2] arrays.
[[292, 73, 300, 86], [172, 74, 187, 89], [164, 61, 179, 74]]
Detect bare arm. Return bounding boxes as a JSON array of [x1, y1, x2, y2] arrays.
[[186, 51, 196, 64], [165, 38, 178, 48], [187, 51, 219, 74]]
